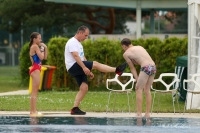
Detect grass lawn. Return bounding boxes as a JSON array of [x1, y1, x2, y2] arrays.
[[0, 66, 200, 113], [0, 66, 27, 92], [1, 90, 199, 113]]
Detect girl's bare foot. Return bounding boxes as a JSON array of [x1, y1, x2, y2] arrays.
[[30, 112, 44, 117]]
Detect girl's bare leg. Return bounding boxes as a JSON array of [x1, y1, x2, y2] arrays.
[[30, 70, 40, 114]]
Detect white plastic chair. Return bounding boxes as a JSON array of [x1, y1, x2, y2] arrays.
[[183, 73, 200, 114], [106, 73, 136, 113], [151, 73, 180, 114]]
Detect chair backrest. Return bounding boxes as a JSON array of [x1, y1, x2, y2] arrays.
[[183, 73, 200, 91], [106, 73, 135, 91], [151, 73, 180, 91]]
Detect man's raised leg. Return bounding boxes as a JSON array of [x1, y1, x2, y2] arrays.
[[92, 61, 116, 72]]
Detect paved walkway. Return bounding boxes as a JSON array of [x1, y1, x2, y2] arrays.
[[0, 90, 29, 96], [0, 90, 200, 118]]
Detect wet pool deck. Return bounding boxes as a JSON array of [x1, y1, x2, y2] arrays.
[[0, 90, 200, 118], [0, 111, 200, 118]]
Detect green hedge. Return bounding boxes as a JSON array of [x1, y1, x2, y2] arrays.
[[19, 37, 187, 91], [82, 37, 125, 89], [19, 42, 32, 86]]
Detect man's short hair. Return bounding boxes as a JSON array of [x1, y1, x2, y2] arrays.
[[121, 38, 131, 46], [77, 25, 89, 33]]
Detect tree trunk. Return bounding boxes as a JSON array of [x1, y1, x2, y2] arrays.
[[77, 7, 115, 34]]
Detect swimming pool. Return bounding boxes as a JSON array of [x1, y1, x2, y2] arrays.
[[0, 116, 200, 133]]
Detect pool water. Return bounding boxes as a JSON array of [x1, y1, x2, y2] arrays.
[[0, 116, 200, 133]]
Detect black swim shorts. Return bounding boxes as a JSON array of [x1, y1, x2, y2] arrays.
[[68, 61, 93, 86]]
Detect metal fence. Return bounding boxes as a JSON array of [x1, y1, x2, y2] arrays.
[[0, 47, 21, 66], [0, 27, 57, 66]]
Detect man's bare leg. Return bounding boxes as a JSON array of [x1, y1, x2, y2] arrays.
[[73, 82, 88, 107], [135, 72, 149, 117], [143, 88, 151, 118], [136, 88, 143, 117], [144, 76, 154, 118], [92, 61, 116, 72]]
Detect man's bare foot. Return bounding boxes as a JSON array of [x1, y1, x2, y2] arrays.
[[143, 113, 150, 118], [135, 113, 142, 117]]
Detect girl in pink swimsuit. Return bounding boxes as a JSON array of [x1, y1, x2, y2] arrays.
[[29, 32, 47, 117]]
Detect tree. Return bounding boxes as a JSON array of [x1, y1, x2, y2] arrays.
[[77, 7, 115, 34], [0, 0, 69, 33], [0, 0, 130, 34]]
